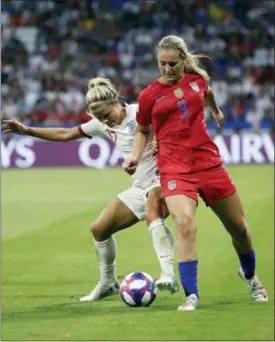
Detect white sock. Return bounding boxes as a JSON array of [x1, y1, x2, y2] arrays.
[[94, 235, 117, 285], [148, 219, 175, 277]]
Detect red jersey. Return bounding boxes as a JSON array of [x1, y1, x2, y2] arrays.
[[136, 73, 223, 174]]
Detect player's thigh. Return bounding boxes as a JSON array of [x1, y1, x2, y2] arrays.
[[93, 196, 139, 237], [210, 191, 247, 235], [165, 194, 197, 233]]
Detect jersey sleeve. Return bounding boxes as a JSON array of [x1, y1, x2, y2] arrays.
[[136, 90, 154, 126], [78, 118, 104, 138]]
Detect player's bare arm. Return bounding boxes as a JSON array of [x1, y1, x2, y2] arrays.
[[123, 123, 150, 175], [151, 135, 159, 155], [204, 87, 224, 128], [132, 123, 150, 161], [2, 119, 82, 141]]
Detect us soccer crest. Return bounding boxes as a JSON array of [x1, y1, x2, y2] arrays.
[[189, 81, 200, 92], [173, 88, 184, 98], [168, 180, 176, 190]]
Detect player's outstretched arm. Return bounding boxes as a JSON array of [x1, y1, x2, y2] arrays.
[[2, 119, 82, 141]]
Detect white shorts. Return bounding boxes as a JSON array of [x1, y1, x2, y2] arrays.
[[117, 178, 160, 221]]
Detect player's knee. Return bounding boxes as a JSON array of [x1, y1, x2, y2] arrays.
[[90, 221, 99, 239], [147, 191, 162, 207], [175, 214, 195, 238], [146, 192, 163, 225], [146, 206, 161, 225], [90, 220, 108, 241], [238, 215, 247, 230], [229, 215, 248, 234], [233, 225, 249, 240], [228, 215, 251, 243]]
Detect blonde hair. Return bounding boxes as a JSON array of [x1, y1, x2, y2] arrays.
[[86, 77, 119, 117], [157, 35, 210, 82]]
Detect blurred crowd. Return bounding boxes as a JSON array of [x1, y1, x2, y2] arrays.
[[1, 0, 274, 132]]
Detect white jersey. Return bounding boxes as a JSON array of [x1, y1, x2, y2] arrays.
[[79, 104, 157, 189]]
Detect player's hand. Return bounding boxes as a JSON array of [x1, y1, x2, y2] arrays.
[[151, 136, 159, 156], [122, 157, 139, 175], [1, 119, 28, 135], [212, 109, 224, 129]]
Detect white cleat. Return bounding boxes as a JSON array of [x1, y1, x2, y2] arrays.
[[177, 294, 199, 311], [238, 268, 268, 302], [79, 281, 120, 302], [155, 274, 179, 294]]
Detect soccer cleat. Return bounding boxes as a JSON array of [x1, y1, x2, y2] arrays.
[[238, 268, 268, 302], [177, 294, 199, 311], [79, 280, 120, 302], [155, 274, 179, 294]]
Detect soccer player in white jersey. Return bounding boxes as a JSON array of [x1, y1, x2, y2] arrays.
[[2, 77, 179, 301]]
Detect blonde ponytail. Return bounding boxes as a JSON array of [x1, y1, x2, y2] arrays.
[[86, 77, 119, 117], [157, 35, 210, 82]]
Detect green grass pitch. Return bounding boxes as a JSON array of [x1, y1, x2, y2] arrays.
[[1, 166, 274, 341]]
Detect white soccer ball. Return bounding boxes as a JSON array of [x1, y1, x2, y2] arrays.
[[119, 271, 157, 307]]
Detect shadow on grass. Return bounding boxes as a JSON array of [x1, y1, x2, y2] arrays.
[[2, 294, 258, 324]]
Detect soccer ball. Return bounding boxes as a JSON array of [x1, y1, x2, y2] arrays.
[[119, 272, 157, 307]]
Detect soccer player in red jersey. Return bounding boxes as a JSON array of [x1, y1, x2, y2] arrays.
[[124, 35, 268, 310]]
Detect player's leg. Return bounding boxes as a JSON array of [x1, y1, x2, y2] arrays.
[[210, 192, 251, 254], [146, 185, 178, 293], [200, 165, 268, 302], [80, 196, 139, 302], [119, 184, 178, 293], [91, 197, 139, 242], [210, 192, 268, 302], [162, 174, 199, 311], [165, 194, 199, 310]]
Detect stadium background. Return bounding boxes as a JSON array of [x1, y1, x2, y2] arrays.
[[1, 0, 274, 163], [1, 0, 274, 341]]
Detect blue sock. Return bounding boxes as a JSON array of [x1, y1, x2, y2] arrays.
[[238, 249, 256, 280], [178, 260, 198, 297]]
